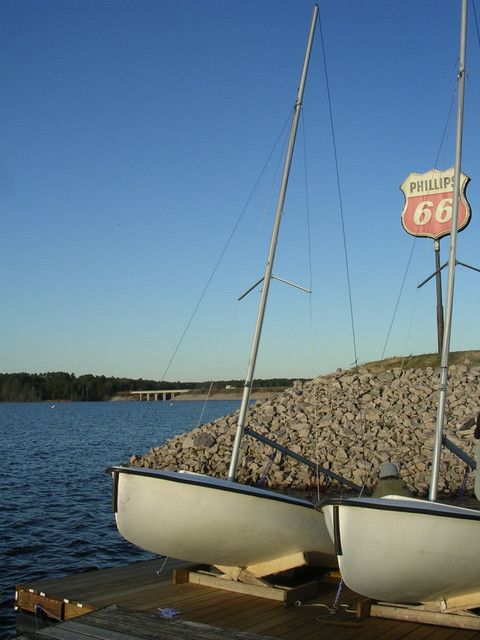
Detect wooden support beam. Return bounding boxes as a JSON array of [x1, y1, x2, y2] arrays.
[[172, 566, 319, 607], [370, 602, 480, 630]]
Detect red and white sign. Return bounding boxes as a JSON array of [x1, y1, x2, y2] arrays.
[[400, 168, 471, 240]]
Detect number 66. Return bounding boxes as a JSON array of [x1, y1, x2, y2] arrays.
[[413, 198, 453, 225]]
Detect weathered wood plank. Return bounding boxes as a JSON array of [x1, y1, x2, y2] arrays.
[[50, 606, 275, 639], [371, 603, 480, 630], [450, 629, 480, 639], [192, 601, 275, 631], [193, 596, 272, 622], [39, 621, 140, 640], [349, 618, 417, 640], [20, 559, 184, 604]]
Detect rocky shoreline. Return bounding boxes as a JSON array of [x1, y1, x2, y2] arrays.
[[128, 365, 480, 498]]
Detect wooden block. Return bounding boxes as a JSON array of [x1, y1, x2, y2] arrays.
[[63, 600, 96, 620], [283, 580, 319, 607], [356, 598, 372, 618], [172, 567, 191, 586], [172, 564, 207, 586], [16, 586, 64, 620]]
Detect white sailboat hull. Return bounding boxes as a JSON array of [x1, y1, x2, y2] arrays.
[[322, 496, 480, 603], [110, 466, 336, 569]]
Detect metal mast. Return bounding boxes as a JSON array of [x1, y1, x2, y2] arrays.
[[227, 4, 319, 481], [429, 0, 468, 501]]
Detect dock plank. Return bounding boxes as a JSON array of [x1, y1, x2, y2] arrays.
[[38, 620, 141, 640], [16, 558, 480, 640], [56, 605, 275, 639]]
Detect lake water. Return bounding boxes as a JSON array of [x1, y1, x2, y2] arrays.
[[0, 400, 241, 639]]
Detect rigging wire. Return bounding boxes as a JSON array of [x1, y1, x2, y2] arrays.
[[193, 113, 293, 441], [317, 8, 373, 491], [465, 0, 480, 138], [380, 78, 457, 361], [473, 0, 480, 46], [316, 11, 359, 370], [433, 90, 456, 168], [380, 240, 417, 361], [300, 110, 322, 501], [238, 111, 293, 296], [158, 112, 292, 382]]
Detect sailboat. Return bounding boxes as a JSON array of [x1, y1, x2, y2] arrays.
[[321, 0, 480, 606], [108, 5, 339, 579]]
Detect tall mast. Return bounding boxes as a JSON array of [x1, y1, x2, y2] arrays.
[[429, 0, 468, 501], [227, 4, 319, 481]]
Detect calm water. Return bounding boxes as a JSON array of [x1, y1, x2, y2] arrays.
[[0, 400, 241, 639]]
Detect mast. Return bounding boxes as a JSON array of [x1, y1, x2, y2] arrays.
[[429, 0, 468, 501], [227, 4, 319, 482]]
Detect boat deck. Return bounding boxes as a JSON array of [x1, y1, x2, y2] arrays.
[[15, 558, 480, 639]]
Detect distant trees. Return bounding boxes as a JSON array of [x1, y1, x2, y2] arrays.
[[0, 373, 301, 402], [0, 372, 166, 402]]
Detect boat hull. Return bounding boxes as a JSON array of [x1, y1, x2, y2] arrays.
[[322, 496, 480, 603], [110, 466, 336, 569]]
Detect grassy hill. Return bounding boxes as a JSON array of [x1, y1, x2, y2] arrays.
[[357, 350, 480, 373]]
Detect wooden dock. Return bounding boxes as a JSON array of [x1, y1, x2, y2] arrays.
[[15, 558, 480, 639]]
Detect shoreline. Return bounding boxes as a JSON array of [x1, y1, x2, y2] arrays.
[[172, 390, 275, 402], [110, 389, 281, 402]]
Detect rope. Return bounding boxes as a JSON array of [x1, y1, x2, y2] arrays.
[[157, 607, 180, 619], [155, 555, 169, 575], [295, 577, 357, 619], [256, 449, 277, 487], [333, 578, 345, 610], [455, 465, 470, 505]]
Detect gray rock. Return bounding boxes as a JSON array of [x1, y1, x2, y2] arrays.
[[129, 365, 480, 498]]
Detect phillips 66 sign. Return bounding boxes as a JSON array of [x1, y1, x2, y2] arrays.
[[401, 168, 471, 240]]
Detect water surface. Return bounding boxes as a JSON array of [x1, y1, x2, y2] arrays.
[[0, 400, 240, 639]]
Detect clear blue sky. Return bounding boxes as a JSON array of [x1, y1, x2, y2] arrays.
[[2, 0, 480, 381]]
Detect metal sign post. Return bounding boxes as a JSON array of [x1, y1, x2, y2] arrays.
[[433, 239, 444, 354]]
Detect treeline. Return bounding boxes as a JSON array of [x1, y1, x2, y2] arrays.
[[0, 372, 305, 402]]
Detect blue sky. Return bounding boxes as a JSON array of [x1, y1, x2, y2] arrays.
[[1, 0, 480, 381]]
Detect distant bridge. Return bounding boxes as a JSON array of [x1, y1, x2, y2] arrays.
[[129, 389, 190, 402]]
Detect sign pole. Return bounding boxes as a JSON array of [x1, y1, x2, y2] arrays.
[[434, 239, 444, 354]]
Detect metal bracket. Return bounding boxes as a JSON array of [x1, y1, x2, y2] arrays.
[[238, 275, 310, 301], [418, 258, 480, 289]]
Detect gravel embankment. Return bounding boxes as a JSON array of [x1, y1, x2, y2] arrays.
[[129, 365, 480, 497]]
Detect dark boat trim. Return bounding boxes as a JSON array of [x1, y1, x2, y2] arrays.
[[321, 497, 480, 522], [333, 505, 342, 556], [107, 465, 317, 510]]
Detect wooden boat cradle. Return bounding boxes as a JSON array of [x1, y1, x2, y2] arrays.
[[173, 564, 321, 608]]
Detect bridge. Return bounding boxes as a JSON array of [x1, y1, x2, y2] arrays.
[[129, 389, 190, 402]]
